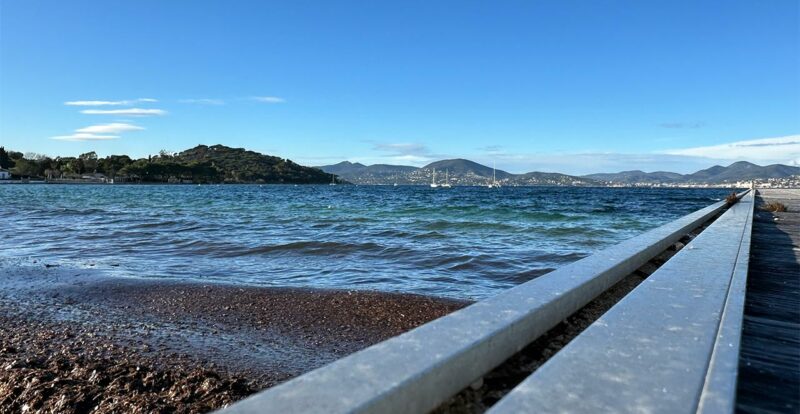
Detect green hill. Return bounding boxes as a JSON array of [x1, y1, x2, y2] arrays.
[[171, 145, 332, 183], [0, 144, 336, 184]]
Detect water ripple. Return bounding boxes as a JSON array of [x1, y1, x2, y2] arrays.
[[0, 185, 733, 300]]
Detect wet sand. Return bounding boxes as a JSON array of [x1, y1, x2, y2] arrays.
[[0, 262, 468, 413]]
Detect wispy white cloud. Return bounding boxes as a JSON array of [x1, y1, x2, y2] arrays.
[[663, 135, 800, 166], [659, 121, 706, 129], [373, 142, 429, 156], [179, 98, 225, 105], [372, 142, 437, 165], [335, 154, 436, 168], [65, 98, 158, 106], [55, 100, 156, 141], [483, 152, 715, 175], [477, 144, 504, 154], [392, 154, 434, 163], [344, 141, 444, 167], [81, 108, 167, 116], [52, 122, 144, 142], [251, 96, 285, 104], [50, 133, 119, 141], [311, 135, 800, 174], [65, 100, 126, 106], [75, 122, 145, 134], [475, 134, 800, 174]]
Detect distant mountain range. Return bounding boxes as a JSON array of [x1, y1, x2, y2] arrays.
[[582, 170, 684, 184], [319, 159, 800, 186], [319, 159, 599, 186], [584, 161, 800, 184], [6, 142, 798, 186]]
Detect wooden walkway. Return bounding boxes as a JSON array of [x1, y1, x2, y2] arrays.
[[737, 189, 800, 413]]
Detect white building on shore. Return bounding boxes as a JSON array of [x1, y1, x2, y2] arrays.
[[0, 169, 11, 180]]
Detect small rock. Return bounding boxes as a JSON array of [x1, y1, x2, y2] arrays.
[[469, 377, 484, 390]]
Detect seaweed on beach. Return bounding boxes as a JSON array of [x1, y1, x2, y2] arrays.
[[761, 201, 788, 212]]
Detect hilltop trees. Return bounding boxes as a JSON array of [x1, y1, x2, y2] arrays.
[[79, 151, 99, 173], [115, 145, 330, 183], [0, 147, 13, 169], [10, 157, 40, 177], [0, 144, 332, 183], [0, 147, 24, 170], [98, 155, 133, 177], [174, 144, 330, 183], [118, 158, 221, 183]]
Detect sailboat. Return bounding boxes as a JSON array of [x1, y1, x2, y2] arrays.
[[430, 168, 439, 188], [487, 162, 501, 188], [441, 169, 452, 188], [329, 174, 337, 185]]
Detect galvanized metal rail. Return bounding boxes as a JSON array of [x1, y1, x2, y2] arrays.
[[488, 191, 755, 414], [218, 192, 747, 414]]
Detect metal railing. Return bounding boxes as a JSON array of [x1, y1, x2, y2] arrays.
[[217, 191, 748, 414], [488, 191, 754, 414]]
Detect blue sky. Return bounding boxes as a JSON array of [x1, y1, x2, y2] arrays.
[[1, 0, 798, 174]]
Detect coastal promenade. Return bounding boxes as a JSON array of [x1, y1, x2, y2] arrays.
[[219, 189, 800, 414]]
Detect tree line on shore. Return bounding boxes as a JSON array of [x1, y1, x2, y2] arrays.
[[0, 145, 333, 184]]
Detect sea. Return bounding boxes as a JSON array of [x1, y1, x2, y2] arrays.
[[0, 185, 734, 300]]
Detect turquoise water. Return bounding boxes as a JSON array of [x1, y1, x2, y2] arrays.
[[0, 185, 732, 299]]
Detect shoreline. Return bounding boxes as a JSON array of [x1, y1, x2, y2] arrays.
[[0, 267, 468, 412], [0, 180, 758, 188]]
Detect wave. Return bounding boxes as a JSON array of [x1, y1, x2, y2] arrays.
[[536, 226, 616, 238], [218, 241, 387, 258], [519, 211, 585, 221], [43, 207, 109, 216], [127, 220, 183, 229], [421, 220, 519, 231], [0, 185, 735, 300], [411, 231, 448, 240]]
